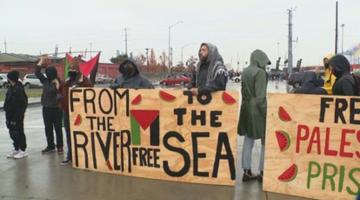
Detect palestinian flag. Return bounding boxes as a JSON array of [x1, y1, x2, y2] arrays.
[[64, 53, 73, 79], [64, 53, 100, 84]]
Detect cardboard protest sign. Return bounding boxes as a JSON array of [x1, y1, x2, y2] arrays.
[[264, 94, 360, 199], [69, 88, 239, 186]]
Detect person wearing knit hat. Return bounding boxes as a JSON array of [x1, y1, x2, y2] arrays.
[[4, 70, 28, 159], [7, 70, 20, 82]]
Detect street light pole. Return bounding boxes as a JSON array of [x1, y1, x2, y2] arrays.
[[341, 24, 345, 54], [168, 21, 183, 69]]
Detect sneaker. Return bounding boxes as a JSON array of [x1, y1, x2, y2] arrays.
[[60, 160, 72, 166], [41, 147, 56, 154], [242, 169, 257, 182], [7, 150, 19, 159], [257, 171, 263, 183], [14, 151, 27, 159], [57, 147, 64, 154]]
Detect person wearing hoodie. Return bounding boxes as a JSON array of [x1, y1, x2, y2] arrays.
[[294, 71, 327, 95], [323, 54, 336, 95], [329, 55, 356, 96], [4, 70, 28, 159], [238, 50, 271, 183], [35, 55, 64, 154], [110, 59, 154, 89], [189, 43, 228, 94], [59, 58, 93, 165]]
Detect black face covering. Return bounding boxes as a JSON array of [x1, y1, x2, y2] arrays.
[[324, 63, 330, 69], [121, 64, 135, 78], [68, 71, 78, 81], [45, 67, 58, 81]]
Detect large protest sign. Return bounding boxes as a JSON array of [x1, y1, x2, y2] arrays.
[[264, 94, 360, 199], [69, 88, 238, 186]]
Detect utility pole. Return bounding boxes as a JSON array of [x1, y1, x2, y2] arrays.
[[124, 28, 128, 56], [145, 48, 149, 67], [341, 24, 345, 54], [4, 40, 7, 53], [287, 8, 294, 75], [89, 42, 93, 58], [335, 1, 339, 54], [54, 44, 59, 57]]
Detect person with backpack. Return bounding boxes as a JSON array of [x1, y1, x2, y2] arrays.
[[35, 55, 64, 154], [4, 70, 28, 159], [329, 55, 357, 96]]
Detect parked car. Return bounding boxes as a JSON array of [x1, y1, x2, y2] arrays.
[[23, 73, 43, 88], [96, 74, 113, 84], [0, 73, 9, 88], [160, 74, 191, 86]]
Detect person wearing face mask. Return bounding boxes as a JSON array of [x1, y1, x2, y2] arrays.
[[110, 59, 154, 89], [328, 54, 356, 96], [4, 70, 28, 159], [59, 57, 93, 165], [35, 55, 64, 154]]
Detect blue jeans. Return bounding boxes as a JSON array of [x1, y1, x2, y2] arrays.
[[242, 135, 265, 171]]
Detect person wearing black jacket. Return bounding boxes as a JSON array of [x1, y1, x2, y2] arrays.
[[294, 71, 328, 95], [4, 70, 28, 159], [35, 55, 63, 154], [110, 59, 154, 89], [189, 43, 228, 94], [329, 55, 356, 96]]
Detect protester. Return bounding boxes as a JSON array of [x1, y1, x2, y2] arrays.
[[35, 56, 64, 154], [59, 57, 93, 165], [329, 54, 356, 96], [4, 71, 28, 159], [238, 49, 271, 183], [110, 59, 154, 89], [189, 43, 228, 93], [323, 53, 336, 95], [294, 71, 327, 95]]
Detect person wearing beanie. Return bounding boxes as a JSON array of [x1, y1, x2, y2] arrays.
[[35, 55, 64, 154], [4, 70, 28, 159]]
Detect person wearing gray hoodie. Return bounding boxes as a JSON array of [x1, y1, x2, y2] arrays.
[[189, 43, 228, 93]]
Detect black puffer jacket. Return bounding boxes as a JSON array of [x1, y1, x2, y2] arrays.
[[329, 55, 356, 96], [4, 82, 28, 122]]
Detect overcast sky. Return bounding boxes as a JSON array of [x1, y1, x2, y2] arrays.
[[1, 0, 359, 69]]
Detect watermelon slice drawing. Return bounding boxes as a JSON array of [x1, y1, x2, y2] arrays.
[[159, 90, 176, 102], [222, 92, 237, 105], [74, 114, 82, 126], [278, 106, 292, 122], [278, 164, 298, 182], [275, 130, 291, 152], [131, 94, 142, 105]]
